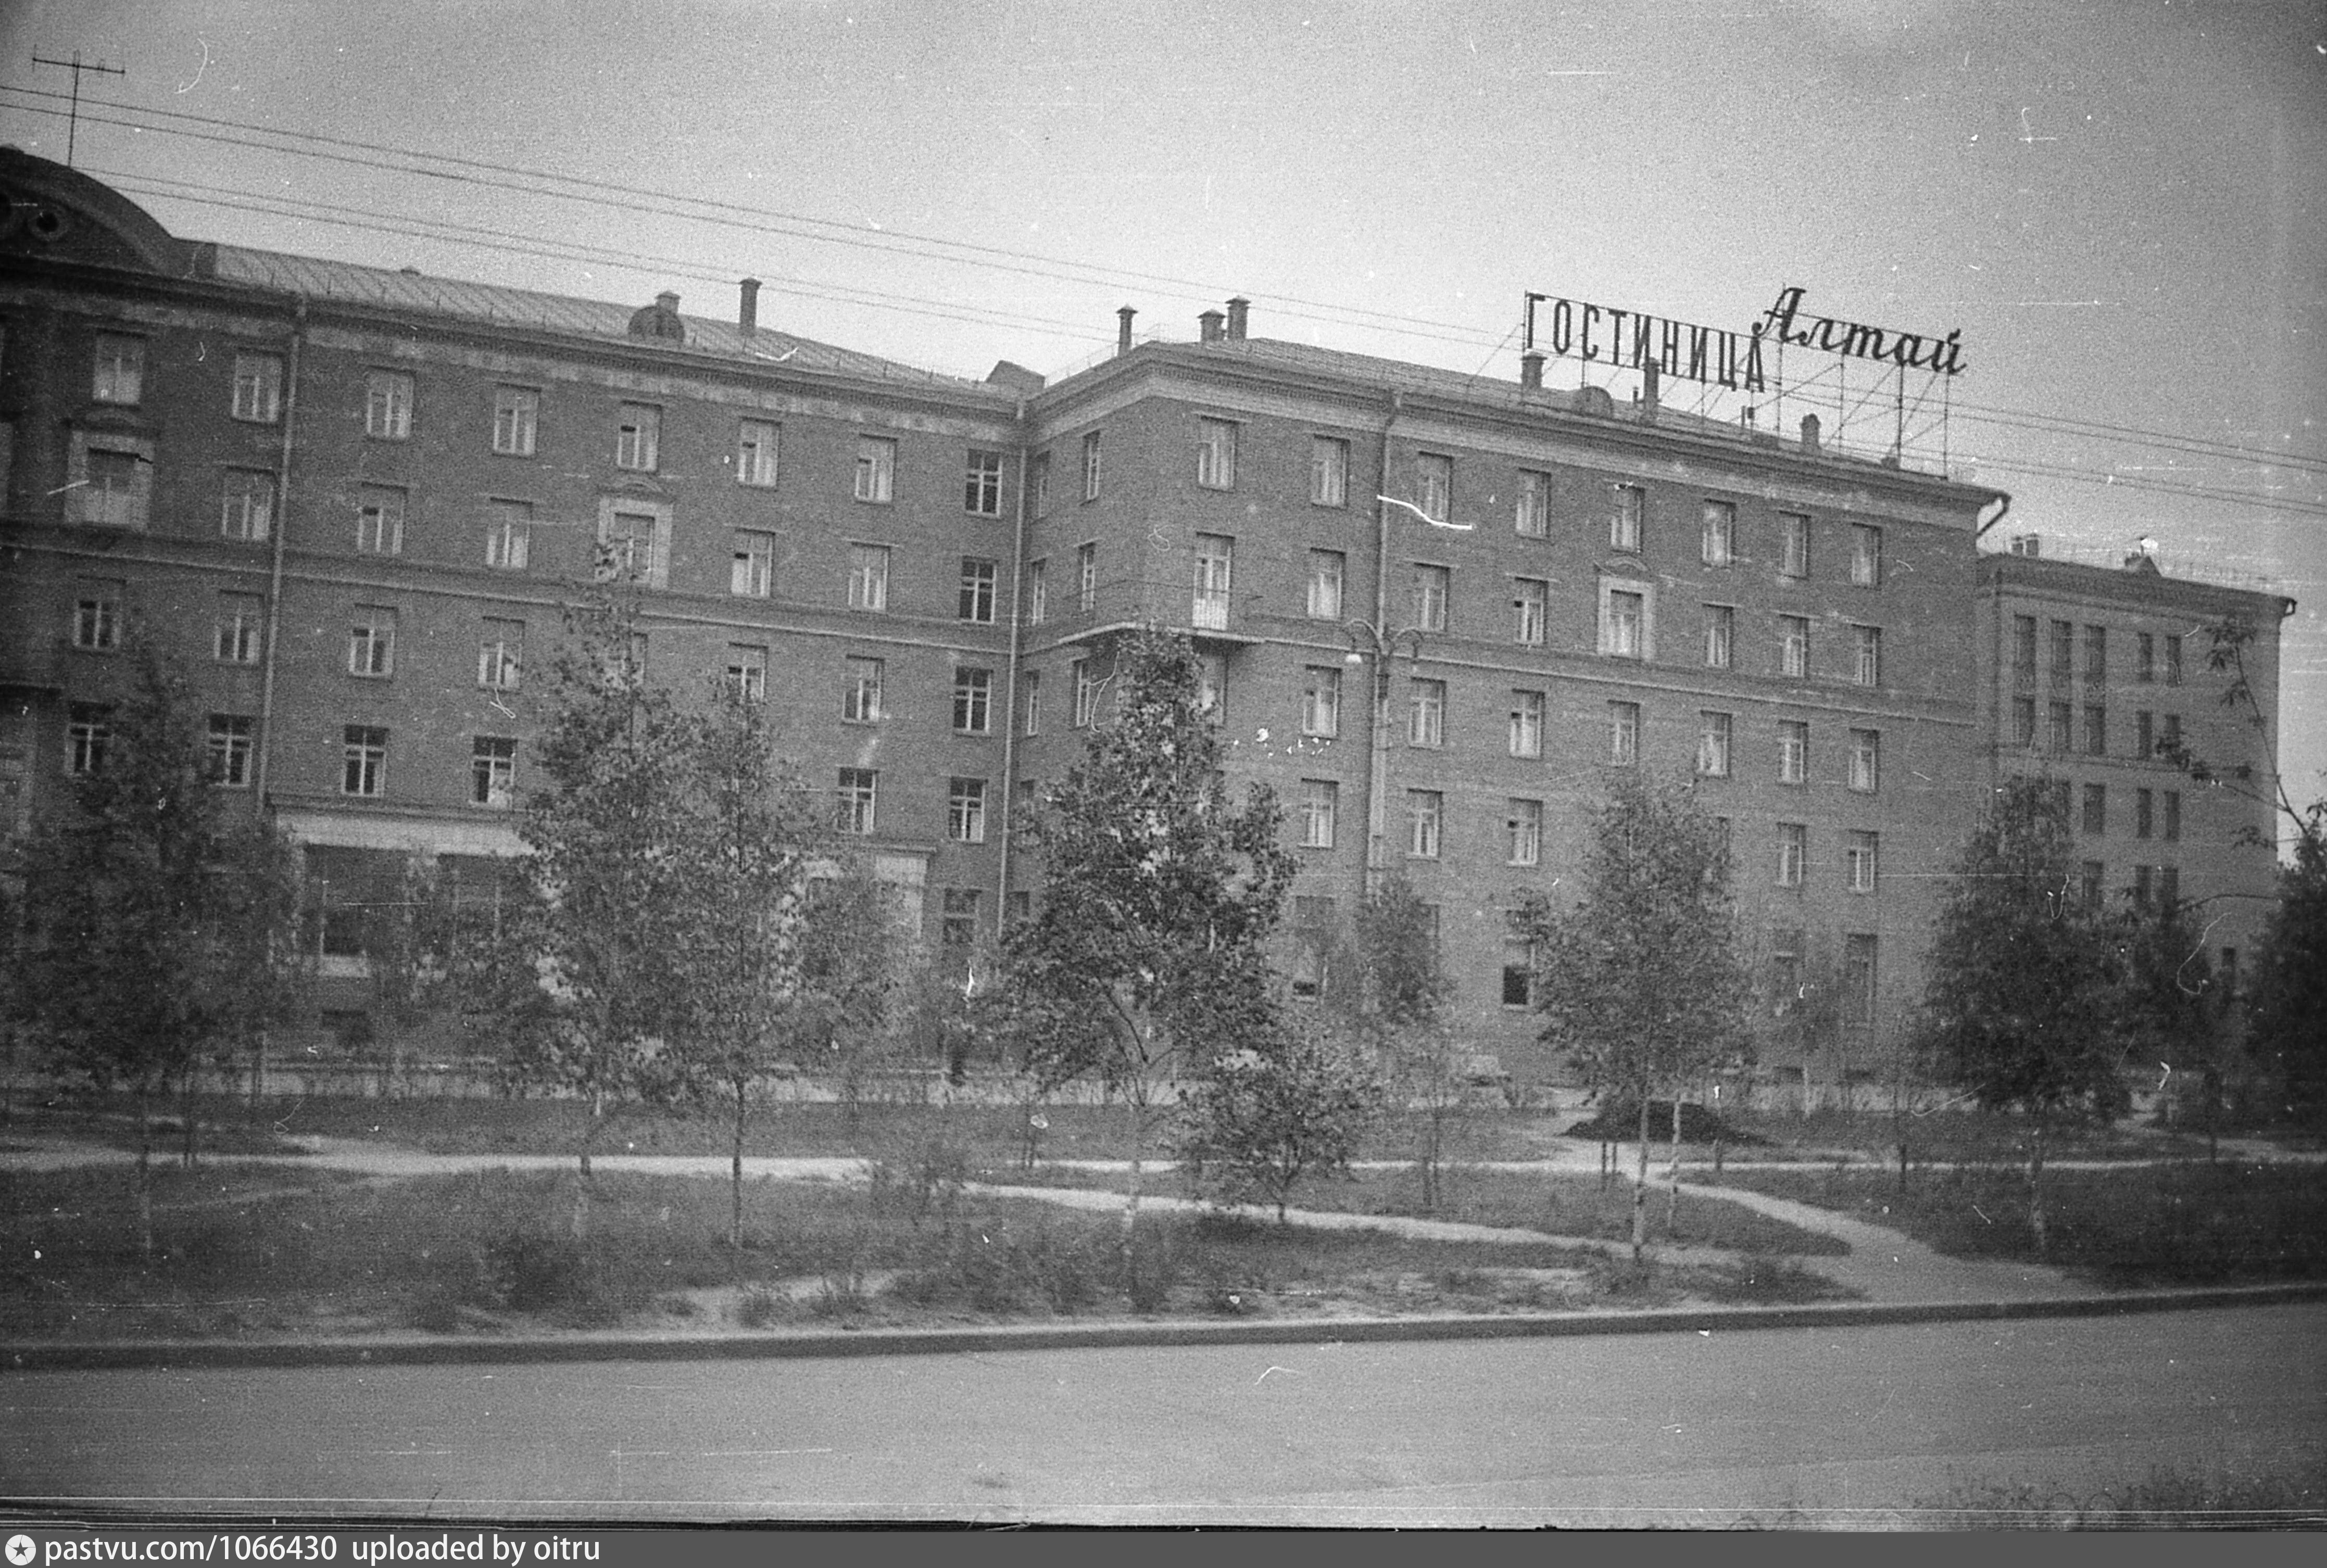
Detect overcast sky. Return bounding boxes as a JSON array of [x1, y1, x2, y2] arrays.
[[5, 0, 2320, 819]]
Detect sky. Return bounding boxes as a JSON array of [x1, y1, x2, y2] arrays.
[[4, 0, 2321, 823]]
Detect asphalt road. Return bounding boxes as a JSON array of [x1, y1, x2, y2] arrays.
[[4, 1304, 2321, 1526]]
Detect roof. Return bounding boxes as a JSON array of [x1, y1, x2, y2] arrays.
[[202, 245, 999, 394], [1978, 546, 2295, 615]]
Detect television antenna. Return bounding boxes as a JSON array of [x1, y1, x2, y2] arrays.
[[30, 51, 125, 168]]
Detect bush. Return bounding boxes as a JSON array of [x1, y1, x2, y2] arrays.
[[1568, 1098, 1768, 1145], [733, 1285, 782, 1328]]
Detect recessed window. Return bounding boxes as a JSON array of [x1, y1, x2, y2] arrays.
[[1608, 701, 1641, 766], [1307, 550, 1345, 620], [1854, 625, 1882, 687], [731, 530, 774, 597], [364, 370, 413, 439], [1301, 667, 1341, 739], [2048, 700, 2074, 752], [1197, 419, 1238, 490], [965, 448, 1004, 515], [1311, 437, 1349, 507], [1780, 513, 1810, 578], [843, 657, 884, 723], [948, 778, 988, 843], [2165, 635, 2184, 686], [206, 715, 255, 788], [1412, 564, 1450, 633], [1503, 941, 1535, 1008], [219, 470, 275, 542], [615, 403, 660, 472], [2083, 783, 2107, 836], [485, 499, 532, 571], [2136, 710, 2155, 760], [598, 507, 665, 587], [1843, 935, 1878, 1022], [342, 725, 388, 796], [1513, 578, 1548, 646], [71, 580, 122, 651], [1417, 454, 1454, 523], [1300, 779, 1338, 850], [1072, 660, 1098, 727], [93, 333, 145, 406], [478, 618, 524, 691], [67, 704, 111, 776], [1516, 470, 1551, 538], [2011, 698, 2036, 748], [2084, 624, 2108, 686], [1703, 604, 1734, 669], [2014, 615, 2039, 680], [76, 440, 150, 528], [493, 386, 538, 457], [1846, 831, 1879, 893], [1032, 452, 1052, 517], [737, 419, 779, 487], [1405, 790, 1443, 859], [725, 644, 768, 701], [2136, 787, 2155, 840], [940, 888, 981, 947], [471, 737, 517, 808], [215, 593, 262, 664], [1026, 559, 1048, 624], [1507, 798, 1543, 867], [1697, 712, 1732, 778], [1601, 587, 1645, 659], [844, 435, 896, 503], [1193, 534, 1234, 630], [357, 485, 406, 556], [960, 558, 998, 624], [835, 768, 878, 835], [1701, 500, 1735, 567], [2049, 620, 2075, 687], [1778, 720, 1808, 785], [953, 667, 994, 734], [847, 544, 890, 612], [232, 353, 283, 424], [1610, 484, 1643, 552], [2081, 862, 2106, 910], [1777, 823, 1806, 888], [1851, 524, 1882, 587], [2164, 791, 2181, 842], [348, 607, 397, 678], [1850, 729, 1880, 793], [1407, 679, 1445, 748], [2085, 704, 2108, 756], [1780, 615, 1810, 679], [1080, 431, 1102, 501], [1076, 542, 1098, 612], [1510, 690, 1544, 759], [1020, 670, 1041, 736]]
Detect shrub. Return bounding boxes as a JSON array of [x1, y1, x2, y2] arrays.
[[733, 1285, 782, 1328]]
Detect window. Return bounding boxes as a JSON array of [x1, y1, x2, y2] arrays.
[[2013, 615, 2038, 680], [1851, 524, 1882, 587], [737, 419, 779, 487], [598, 507, 665, 586], [2011, 697, 2036, 748], [1193, 534, 1233, 630], [2164, 790, 2181, 843], [1301, 667, 1341, 739], [478, 618, 523, 691], [941, 888, 981, 947], [847, 545, 890, 612], [1778, 720, 1808, 784], [2081, 861, 2106, 911], [1702, 604, 1733, 669], [725, 644, 768, 701], [948, 778, 988, 843], [232, 353, 283, 424], [1196, 419, 1238, 489], [342, 725, 387, 796], [1513, 578, 1548, 646], [1508, 798, 1543, 866], [206, 715, 254, 788], [1076, 542, 1098, 612], [1610, 484, 1643, 551], [953, 667, 993, 734], [965, 448, 1004, 515], [1300, 779, 1338, 850], [2162, 713, 2182, 754], [76, 441, 149, 527], [1502, 941, 1536, 1007], [1842, 935, 1878, 1025], [493, 387, 538, 456], [1211, 655, 1242, 724], [1510, 690, 1544, 758], [1417, 453, 1453, 523], [1072, 660, 1099, 727], [2084, 625, 2108, 687], [1846, 831, 1879, 893], [854, 436, 896, 503], [93, 333, 145, 404], [220, 470, 275, 541], [67, 704, 111, 776], [358, 485, 407, 556], [2082, 783, 2107, 836], [2136, 631, 2156, 684], [1780, 615, 1810, 678], [2049, 620, 2075, 687], [1026, 559, 1048, 624], [2165, 635, 2183, 686], [71, 580, 122, 650], [1306, 550, 1345, 620], [1411, 564, 1450, 633], [364, 370, 413, 439], [1853, 625, 1882, 687], [348, 608, 397, 678], [1697, 712, 1732, 778], [2048, 700, 2073, 752], [1701, 500, 1735, 567], [843, 657, 884, 724], [1602, 587, 1645, 658], [1768, 929, 1804, 1015], [1032, 453, 1052, 516], [731, 530, 774, 597], [2084, 704, 2107, 756], [2160, 866, 2180, 908], [835, 768, 878, 835], [1406, 790, 1443, 858], [216, 593, 263, 664], [1516, 470, 1551, 537], [615, 403, 660, 471], [1849, 728, 1880, 793], [1607, 701, 1641, 766], [1776, 823, 1806, 887], [2136, 788, 2154, 840], [1780, 512, 1810, 578], [1021, 670, 1041, 736], [1407, 679, 1445, 748], [959, 558, 998, 623], [2132, 864, 2154, 910], [471, 737, 517, 808], [1080, 430, 1102, 500]]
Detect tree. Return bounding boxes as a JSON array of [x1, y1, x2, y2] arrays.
[[18, 643, 307, 1250], [1002, 629, 1298, 1256], [1923, 776, 2128, 1250], [1173, 1006, 1382, 1221], [2115, 894, 2231, 1155], [1331, 876, 1459, 1210], [1510, 773, 1750, 1261]]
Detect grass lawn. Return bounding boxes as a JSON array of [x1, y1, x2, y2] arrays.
[[0, 1160, 1854, 1341], [1705, 1159, 2327, 1286], [1714, 1106, 2217, 1165]]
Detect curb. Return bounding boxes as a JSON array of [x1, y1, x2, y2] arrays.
[[8, 1281, 2324, 1373]]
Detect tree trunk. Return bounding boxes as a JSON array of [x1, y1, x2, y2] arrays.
[[1631, 1096, 1651, 1263], [179, 1068, 198, 1169], [1122, 1085, 1144, 1292], [1665, 1095, 1682, 1235], [730, 1076, 747, 1251], [249, 1028, 266, 1111], [2027, 1116, 2048, 1256], [135, 1086, 155, 1262]]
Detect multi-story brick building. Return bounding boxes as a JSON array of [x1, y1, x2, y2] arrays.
[[7, 148, 2283, 1089], [1974, 539, 2294, 976]]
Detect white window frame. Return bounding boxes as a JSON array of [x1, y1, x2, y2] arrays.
[[1780, 512, 1810, 578], [1850, 729, 1880, 794], [1780, 614, 1810, 678], [843, 657, 884, 724], [965, 449, 1004, 515], [207, 714, 255, 788], [948, 777, 988, 844], [1196, 418, 1238, 490], [478, 618, 524, 691], [1703, 604, 1733, 669], [493, 386, 539, 457], [471, 736, 518, 808], [93, 333, 145, 406], [953, 667, 994, 734], [1701, 500, 1736, 567], [1310, 437, 1349, 507], [215, 595, 263, 664], [1854, 624, 1882, 687], [348, 608, 397, 678], [1510, 690, 1544, 758], [1697, 711, 1732, 778], [726, 644, 769, 701], [1851, 524, 1883, 588], [1026, 559, 1048, 624], [1778, 720, 1808, 785], [1076, 542, 1098, 612], [219, 470, 276, 542], [1610, 483, 1643, 552], [1417, 453, 1453, 523], [1516, 470, 1551, 538], [1193, 535, 1234, 630], [1608, 701, 1640, 767], [1847, 832, 1879, 894], [364, 370, 413, 439], [343, 725, 388, 797], [737, 419, 779, 487], [1080, 430, 1102, 501], [1301, 779, 1338, 850], [615, 402, 661, 472], [232, 352, 283, 424], [731, 530, 774, 597], [1407, 679, 1445, 749], [1598, 578, 1654, 659], [70, 432, 154, 528], [485, 499, 532, 570], [358, 485, 407, 556], [847, 543, 891, 612], [856, 436, 896, 503], [596, 500, 670, 588], [1306, 550, 1345, 620], [71, 582, 122, 650], [1301, 667, 1341, 739], [1777, 823, 1806, 888], [1072, 660, 1098, 727], [960, 558, 998, 624], [1405, 789, 1443, 859], [1412, 564, 1450, 633], [1513, 578, 1548, 646], [67, 704, 110, 777], [1507, 798, 1543, 867], [835, 767, 878, 835]]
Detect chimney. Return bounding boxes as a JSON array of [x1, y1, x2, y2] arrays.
[[1117, 306, 1137, 357], [656, 291, 680, 313], [1225, 296, 1250, 341], [1198, 309, 1225, 344], [738, 277, 761, 337], [1519, 351, 1545, 391], [1641, 358, 1661, 420], [1800, 413, 1821, 455]]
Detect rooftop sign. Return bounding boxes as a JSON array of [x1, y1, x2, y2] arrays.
[[1523, 286, 1967, 391]]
